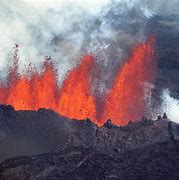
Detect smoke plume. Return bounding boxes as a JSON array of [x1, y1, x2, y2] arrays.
[[0, 0, 178, 83]]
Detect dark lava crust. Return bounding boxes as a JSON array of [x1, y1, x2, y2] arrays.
[[0, 105, 178, 179]]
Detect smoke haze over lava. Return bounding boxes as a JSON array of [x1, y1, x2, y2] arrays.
[[0, 0, 177, 82], [0, 0, 179, 124]]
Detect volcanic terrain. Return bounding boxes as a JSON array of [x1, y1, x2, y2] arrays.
[[0, 105, 179, 179]]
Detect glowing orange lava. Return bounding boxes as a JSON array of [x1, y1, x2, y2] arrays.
[[56, 55, 97, 121], [0, 37, 156, 125], [0, 53, 97, 122], [101, 37, 156, 125], [3, 60, 58, 111]]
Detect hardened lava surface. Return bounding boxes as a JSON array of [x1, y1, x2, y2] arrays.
[[0, 105, 179, 179]]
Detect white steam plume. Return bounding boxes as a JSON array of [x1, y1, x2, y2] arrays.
[[0, 0, 178, 85], [161, 89, 179, 123]]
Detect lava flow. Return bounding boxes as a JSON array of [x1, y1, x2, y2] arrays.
[[101, 37, 156, 125], [0, 38, 156, 125]]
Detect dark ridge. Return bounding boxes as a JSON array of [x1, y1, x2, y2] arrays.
[[102, 119, 114, 128], [0, 105, 179, 179], [0, 104, 14, 112]]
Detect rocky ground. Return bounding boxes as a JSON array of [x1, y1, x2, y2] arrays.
[[0, 142, 177, 180], [0, 105, 178, 179]]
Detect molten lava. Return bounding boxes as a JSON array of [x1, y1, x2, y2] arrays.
[[0, 53, 97, 121], [3, 60, 58, 111], [57, 55, 97, 121], [102, 37, 156, 125], [0, 37, 156, 125]]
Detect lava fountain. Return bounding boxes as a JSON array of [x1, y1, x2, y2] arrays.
[[56, 55, 97, 121], [101, 37, 156, 125], [4, 60, 58, 111], [0, 37, 156, 125]]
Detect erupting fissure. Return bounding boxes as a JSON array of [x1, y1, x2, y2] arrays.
[[0, 38, 156, 125], [102, 36, 156, 125]]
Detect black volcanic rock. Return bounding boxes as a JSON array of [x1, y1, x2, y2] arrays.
[[0, 106, 70, 163], [0, 105, 14, 112], [0, 142, 177, 180], [103, 119, 114, 128], [0, 105, 170, 160], [163, 112, 168, 119], [0, 105, 179, 179]]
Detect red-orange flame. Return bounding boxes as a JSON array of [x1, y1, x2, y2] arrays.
[[56, 55, 97, 121], [4, 60, 58, 111], [101, 37, 156, 125], [0, 55, 97, 121], [31, 61, 58, 110], [0, 37, 156, 126]]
